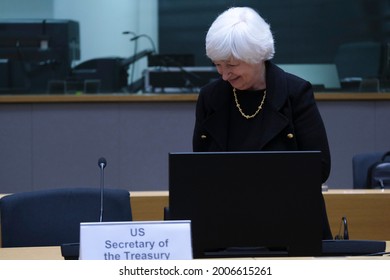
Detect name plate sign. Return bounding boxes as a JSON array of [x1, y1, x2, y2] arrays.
[[79, 220, 192, 260]]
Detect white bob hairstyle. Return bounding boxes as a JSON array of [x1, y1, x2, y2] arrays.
[[206, 7, 275, 64]]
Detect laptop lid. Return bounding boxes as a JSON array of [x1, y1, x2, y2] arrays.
[[168, 151, 323, 258]]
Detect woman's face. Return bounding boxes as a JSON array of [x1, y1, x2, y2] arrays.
[[213, 58, 264, 90]]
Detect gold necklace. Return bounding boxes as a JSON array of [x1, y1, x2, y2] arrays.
[[233, 88, 266, 119]]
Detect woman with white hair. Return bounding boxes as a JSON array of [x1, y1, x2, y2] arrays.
[[193, 7, 332, 239]]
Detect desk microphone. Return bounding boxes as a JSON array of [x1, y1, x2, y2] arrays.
[[334, 216, 349, 240], [98, 157, 107, 222], [130, 34, 156, 54], [122, 30, 137, 36]]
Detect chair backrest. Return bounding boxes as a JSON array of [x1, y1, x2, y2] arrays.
[[368, 152, 390, 189], [352, 152, 386, 188], [0, 187, 132, 247], [334, 41, 384, 80]]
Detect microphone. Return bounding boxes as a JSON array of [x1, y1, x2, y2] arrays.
[[98, 157, 107, 222], [130, 34, 156, 54], [130, 35, 143, 41], [334, 216, 349, 240], [122, 30, 137, 36], [98, 157, 107, 169]]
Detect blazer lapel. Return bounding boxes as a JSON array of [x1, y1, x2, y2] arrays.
[[255, 105, 289, 149], [203, 83, 232, 150], [255, 61, 291, 149]]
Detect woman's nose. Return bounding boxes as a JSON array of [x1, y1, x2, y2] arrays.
[[221, 69, 230, 81]]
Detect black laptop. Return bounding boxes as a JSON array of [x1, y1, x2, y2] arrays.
[[168, 151, 324, 258]]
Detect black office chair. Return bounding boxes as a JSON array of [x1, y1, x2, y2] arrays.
[[334, 41, 384, 79], [352, 151, 387, 188], [334, 41, 384, 91], [0, 187, 132, 248]]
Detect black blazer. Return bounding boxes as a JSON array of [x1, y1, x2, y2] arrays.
[[193, 61, 331, 183]]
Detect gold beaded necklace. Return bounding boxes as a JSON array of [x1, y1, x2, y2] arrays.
[[233, 88, 266, 119]]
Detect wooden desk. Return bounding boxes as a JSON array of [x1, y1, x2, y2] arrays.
[[0, 246, 63, 260], [130, 191, 168, 221], [2, 189, 390, 260], [324, 190, 390, 240], [129, 190, 390, 241], [2, 190, 390, 244]]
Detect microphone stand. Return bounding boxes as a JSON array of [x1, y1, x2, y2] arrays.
[[123, 31, 139, 92], [98, 157, 107, 222]]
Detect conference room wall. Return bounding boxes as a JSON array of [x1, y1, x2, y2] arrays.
[[1, 100, 390, 193], [0, 102, 194, 193]]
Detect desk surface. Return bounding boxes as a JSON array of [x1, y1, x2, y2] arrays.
[[0, 246, 63, 260], [1, 244, 389, 260]]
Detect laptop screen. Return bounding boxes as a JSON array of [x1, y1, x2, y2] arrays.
[[168, 151, 323, 258]]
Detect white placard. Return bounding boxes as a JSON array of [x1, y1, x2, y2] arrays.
[[79, 220, 192, 260]]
